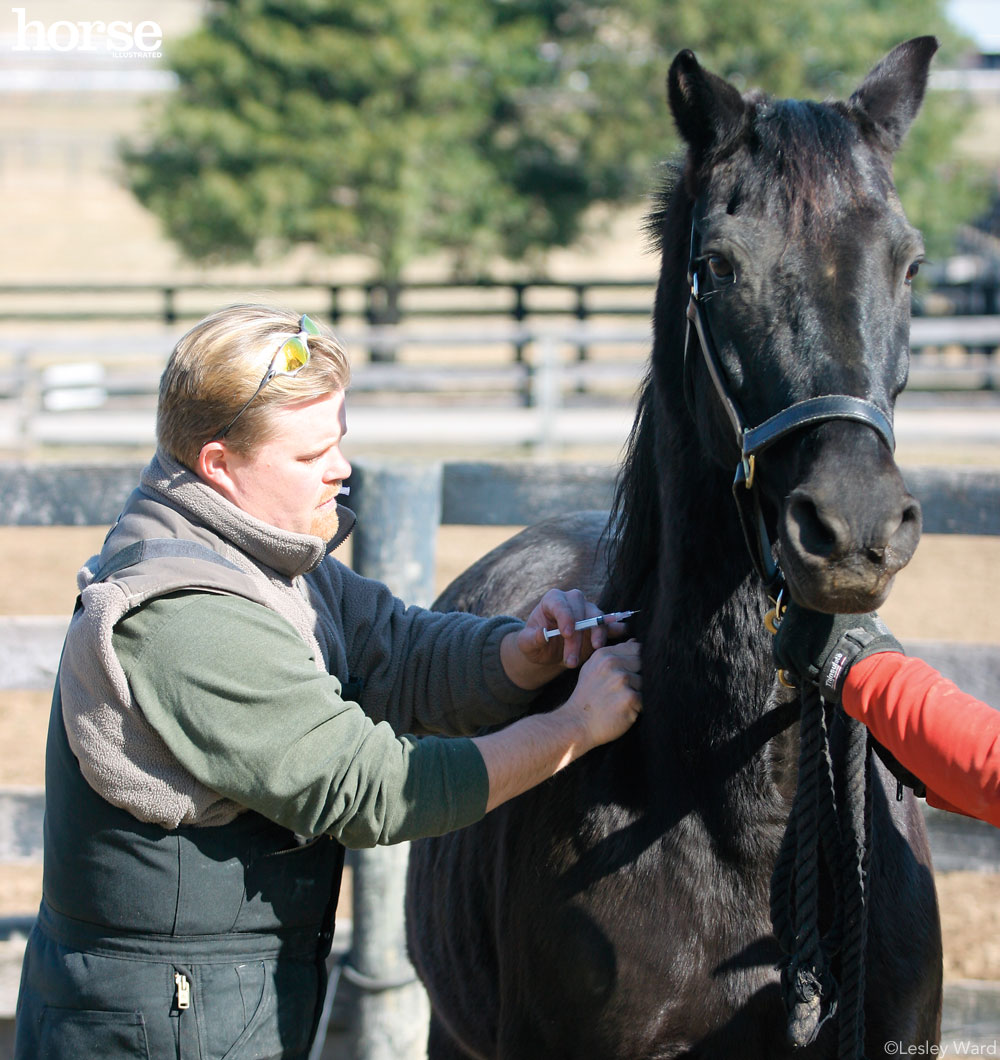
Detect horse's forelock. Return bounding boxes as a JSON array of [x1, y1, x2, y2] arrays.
[[655, 92, 895, 245], [737, 97, 894, 231]]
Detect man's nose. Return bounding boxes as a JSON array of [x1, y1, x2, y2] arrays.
[[329, 455, 352, 481]]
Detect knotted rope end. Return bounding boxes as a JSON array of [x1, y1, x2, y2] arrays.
[[782, 960, 838, 1047]]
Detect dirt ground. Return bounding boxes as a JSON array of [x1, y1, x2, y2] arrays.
[[1, 524, 998, 982]]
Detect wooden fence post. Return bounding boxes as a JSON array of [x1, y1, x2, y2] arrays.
[[344, 461, 443, 1059]]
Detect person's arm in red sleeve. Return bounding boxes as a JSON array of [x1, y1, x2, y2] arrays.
[[773, 602, 1000, 829], [842, 653, 1000, 828]]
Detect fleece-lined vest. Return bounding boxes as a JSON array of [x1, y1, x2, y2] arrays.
[[44, 523, 347, 931], [61, 450, 355, 829]]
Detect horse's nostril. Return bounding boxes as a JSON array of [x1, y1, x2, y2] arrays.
[[901, 499, 922, 530], [887, 497, 923, 562], [786, 493, 843, 560]]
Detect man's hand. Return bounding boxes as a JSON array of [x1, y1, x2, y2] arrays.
[[501, 588, 632, 690], [559, 640, 643, 749], [476, 639, 642, 812]]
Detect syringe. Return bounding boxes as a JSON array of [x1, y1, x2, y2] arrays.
[[542, 609, 640, 641]]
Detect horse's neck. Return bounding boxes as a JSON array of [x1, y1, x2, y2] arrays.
[[603, 229, 789, 808], [622, 437, 793, 850]]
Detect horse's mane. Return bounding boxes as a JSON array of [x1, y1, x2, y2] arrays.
[[601, 367, 659, 611], [600, 160, 688, 612], [642, 159, 684, 255]]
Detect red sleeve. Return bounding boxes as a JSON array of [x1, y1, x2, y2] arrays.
[[842, 653, 1000, 829]]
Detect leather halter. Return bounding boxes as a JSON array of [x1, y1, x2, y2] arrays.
[[683, 219, 896, 597]]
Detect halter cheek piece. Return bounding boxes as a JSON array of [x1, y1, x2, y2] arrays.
[[683, 219, 896, 598]]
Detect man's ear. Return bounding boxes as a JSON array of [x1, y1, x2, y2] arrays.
[[195, 440, 239, 501]]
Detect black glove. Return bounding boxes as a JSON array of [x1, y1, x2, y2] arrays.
[[773, 602, 925, 797], [772, 601, 902, 705]]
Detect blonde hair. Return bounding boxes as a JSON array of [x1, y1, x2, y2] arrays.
[[157, 303, 351, 469]]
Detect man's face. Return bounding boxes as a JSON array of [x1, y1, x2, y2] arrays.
[[217, 390, 352, 540]]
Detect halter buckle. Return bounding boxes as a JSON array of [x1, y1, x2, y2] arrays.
[[742, 451, 755, 490], [763, 588, 787, 635]]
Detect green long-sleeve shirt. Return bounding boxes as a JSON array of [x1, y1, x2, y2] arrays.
[[113, 590, 522, 848]]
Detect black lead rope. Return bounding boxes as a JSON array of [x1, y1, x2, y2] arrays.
[[768, 685, 873, 1057], [683, 215, 879, 1057]]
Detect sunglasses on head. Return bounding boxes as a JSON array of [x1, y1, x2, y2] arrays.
[[212, 314, 321, 441]]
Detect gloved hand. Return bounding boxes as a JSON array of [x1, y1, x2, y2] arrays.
[[772, 601, 903, 705], [773, 601, 925, 797]]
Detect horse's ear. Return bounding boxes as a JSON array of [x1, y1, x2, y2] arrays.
[[668, 49, 747, 157], [848, 36, 939, 154]]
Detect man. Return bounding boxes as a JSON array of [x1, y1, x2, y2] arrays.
[[15, 304, 641, 1059], [774, 601, 999, 828]]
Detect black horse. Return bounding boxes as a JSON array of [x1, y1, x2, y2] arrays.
[[407, 39, 943, 1057]]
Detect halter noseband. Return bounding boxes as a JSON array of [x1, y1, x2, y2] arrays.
[[683, 218, 896, 597]]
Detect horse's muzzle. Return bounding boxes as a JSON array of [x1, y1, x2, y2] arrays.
[[777, 460, 922, 612]]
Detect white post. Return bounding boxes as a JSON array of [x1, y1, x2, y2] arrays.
[[343, 461, 441, 1059], [532, 333, 561, 454]]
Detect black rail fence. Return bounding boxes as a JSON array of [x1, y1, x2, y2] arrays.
[[0, 280, 998, 435], [0, 278, 657, 357], [0, 460, 998, 1054], [0, 273, 995, 322], [0, 280, 665, 430]]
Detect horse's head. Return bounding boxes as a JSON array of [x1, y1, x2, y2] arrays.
[[666, 38, 935, 612]]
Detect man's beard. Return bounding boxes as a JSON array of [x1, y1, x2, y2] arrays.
[[310, 502, 340, 542]]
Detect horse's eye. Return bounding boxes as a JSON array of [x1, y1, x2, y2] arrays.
[[707, 254, 734, 279], [905, 261, 921, 286]]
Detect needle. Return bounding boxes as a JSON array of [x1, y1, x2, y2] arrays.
[[542, 609, 640, 641]]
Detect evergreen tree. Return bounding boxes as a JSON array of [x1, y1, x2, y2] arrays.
[[122, 0, 985, 277]]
